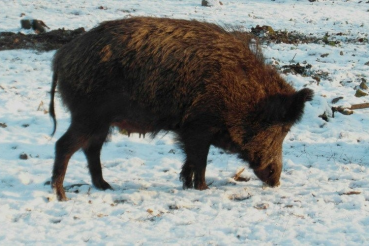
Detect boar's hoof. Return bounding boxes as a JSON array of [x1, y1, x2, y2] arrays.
[[194, 182, 209, 190], [181, 179, 194, 189], [52, 184, 68, 201], [179, 172, 194, 189], [92, 178, 113, 190]]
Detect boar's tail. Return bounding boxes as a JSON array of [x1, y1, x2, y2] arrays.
[[49, 71, 57, 136]]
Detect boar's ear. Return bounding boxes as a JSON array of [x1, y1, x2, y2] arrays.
[[263, 88, 314, 124], [284, 88, 314, 123]]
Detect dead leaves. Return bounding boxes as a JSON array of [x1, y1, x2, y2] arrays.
[[339, 191, 361, 196], [37, 101, 48, 114], [233, 168, 250, 182], [254, 203, 269, 210]]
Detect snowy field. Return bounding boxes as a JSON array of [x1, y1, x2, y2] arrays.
[[0, 0, 369, 245]]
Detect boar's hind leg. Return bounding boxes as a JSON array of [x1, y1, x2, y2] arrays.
[[179, 133, 211, 190], [180, 162, 194, 189], [52, 122, 89, 201], [82, 126, 112, 191]]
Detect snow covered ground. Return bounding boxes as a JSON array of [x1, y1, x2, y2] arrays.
[[0, 0, 368, 244]]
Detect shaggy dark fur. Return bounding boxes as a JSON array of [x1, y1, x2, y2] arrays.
[[49, 17, 313, 201]]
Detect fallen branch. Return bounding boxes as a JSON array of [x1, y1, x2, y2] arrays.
[[349, 102, 369, 110], [332, 102, 369, 117], [339, 191, 361, 196]]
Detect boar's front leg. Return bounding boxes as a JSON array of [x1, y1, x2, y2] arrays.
[[179, 131, 211, 190]]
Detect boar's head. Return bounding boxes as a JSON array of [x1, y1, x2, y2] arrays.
[[237, 88, 314, 187]]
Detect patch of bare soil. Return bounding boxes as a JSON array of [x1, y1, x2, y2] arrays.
[[251, 25, 319, 44], [0, 28, 85, 51], [1, 23, 365, 52], [251, 25, 368, 45]]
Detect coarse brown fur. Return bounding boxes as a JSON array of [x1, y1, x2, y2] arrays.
[[50, 17, 313, 201]]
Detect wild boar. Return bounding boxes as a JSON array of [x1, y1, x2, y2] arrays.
[[49, 17, 313, 201]]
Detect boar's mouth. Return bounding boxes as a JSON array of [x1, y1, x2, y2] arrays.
[[251, 161, 282, 188], [237, 147, 282, 187], [263, 179, 280, 188]]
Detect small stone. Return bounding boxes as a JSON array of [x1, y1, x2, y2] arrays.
[[359, 81, 368, 90], [32, 20, 48, 34], [365, 61, 369, 66], [254, 203, 269, 210], [202, 0, 210, 6], [19, 153, 28, 160], [355, 89, 368, 97], [0, 122, 7, 128], [201, 0, 223, 7], [168, 204, 180, 210], [20, 19, 32, 29], [331, 96, 343, 104], [229, 194, 252, 201], [340, 51, 344, 56]]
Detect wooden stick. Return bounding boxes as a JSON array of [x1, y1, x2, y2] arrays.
[[233, 167, 245, 180], [349, 103, 369, 110]]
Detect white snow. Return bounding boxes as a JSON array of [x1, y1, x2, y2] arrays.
[[0, 0, 368, 245]]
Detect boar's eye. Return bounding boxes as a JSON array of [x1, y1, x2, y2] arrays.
[[269, 167, 275, 177]]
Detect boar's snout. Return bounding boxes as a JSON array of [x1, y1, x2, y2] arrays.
[[252, 162, 282, 187], [265, 179, 280, 187]]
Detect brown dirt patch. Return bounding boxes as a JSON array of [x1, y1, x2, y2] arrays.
[[0, 28, 85, 51]]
